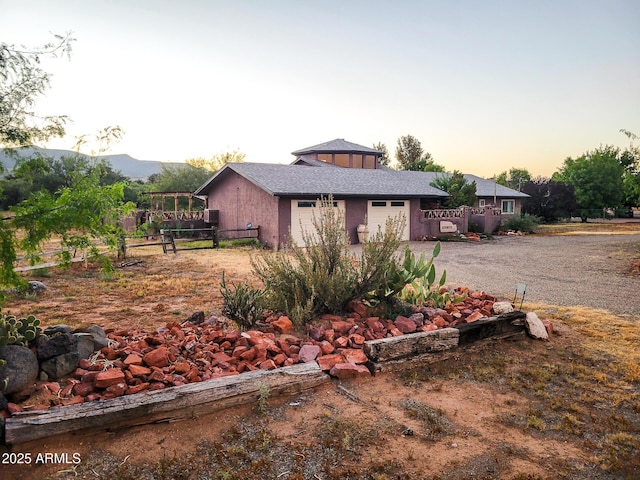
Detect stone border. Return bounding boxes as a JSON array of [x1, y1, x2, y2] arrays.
[[4, 313, 527, 445]]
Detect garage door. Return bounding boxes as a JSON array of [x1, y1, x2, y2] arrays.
[[367, 200, 410, 241], [290, 199, 346, 245]]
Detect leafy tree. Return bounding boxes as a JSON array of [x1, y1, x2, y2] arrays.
[[0, 33, 74, 147], [405, 158, 446, 172], [146, 164, 212, 194], [394, 134, 445, 172], [147, 149, 246, 197], [0, 34, 133, 288], [496, 168, 531, 191], [372, 142, 391, 167], [553, 145, 625, 221], [521, 177, 577, 222], [1, 148, 128, 209], [430, 170, 477, 207], [186, 149, 245, 171]]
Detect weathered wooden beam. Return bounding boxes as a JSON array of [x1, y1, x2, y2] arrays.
[[363, 328, 459, 363], [370, 350, 460, 374], [5, 362, 328, 445], [454, 312, 526, 345]]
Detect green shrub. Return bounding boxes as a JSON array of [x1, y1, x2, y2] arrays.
[[220, 271, 267, 330], [501, 213, 541, 233], [251, 196, 404, 324]]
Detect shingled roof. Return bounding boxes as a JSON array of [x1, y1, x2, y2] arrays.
[[195, 162, 449, 198], [291, 139, 381, 156]]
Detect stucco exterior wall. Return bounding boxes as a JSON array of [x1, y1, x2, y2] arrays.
[[476, 197, 523, 216], [470, 207, 502, 233], [205, 170, 280, 249], [345, 198, 368, 244]]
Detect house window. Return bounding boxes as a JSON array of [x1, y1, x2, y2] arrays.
[[371, 201, 387, 207], [390, 201, 405, 207], [479, 199, 486, 208], [318, 154, 332, 163], [334, 154, 349, 167], [420, 198, 439, 209], [297, 201, 316, 208], [352, 154, 363, 168], [501, 199, 515, 214], [364, 155, 376, 169]]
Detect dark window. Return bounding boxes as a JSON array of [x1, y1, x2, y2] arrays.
[[371, 201, 387, 207], [334, 154, 349, 167], [390, 201, 405, 207], [364, 155, 376, 169], [297, 201, 316, 208]]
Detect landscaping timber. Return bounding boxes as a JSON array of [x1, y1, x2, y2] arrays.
[[363, 328, 460, 363], [455, 312, 526, 345], [4, 362, 328, 445]]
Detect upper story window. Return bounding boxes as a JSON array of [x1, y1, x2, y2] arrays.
[[334, 154, 349, 167], [313, 152, 378, 169], [364, 155, 376, 169]]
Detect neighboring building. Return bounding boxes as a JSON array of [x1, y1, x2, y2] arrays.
[[194, 139, 527, 249]]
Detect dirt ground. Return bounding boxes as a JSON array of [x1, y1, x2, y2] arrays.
[[2, 223, 640, 479]]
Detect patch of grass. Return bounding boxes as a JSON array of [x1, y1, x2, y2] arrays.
[[219, 238, 261, 249], [257, 384, 270, 415], [316, 415, 380, 451], [29, 267, 51, 278], [399, 398, 455, 441]]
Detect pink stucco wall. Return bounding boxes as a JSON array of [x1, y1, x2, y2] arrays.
[[205, 170, 281, 249]]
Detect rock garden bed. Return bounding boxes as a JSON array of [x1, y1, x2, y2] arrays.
[[1, 287, 551, 445]]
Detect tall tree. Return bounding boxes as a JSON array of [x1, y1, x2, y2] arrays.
[[372, 142, 391, 166], [521, 177, 577, 222], [0, 34, 132, 288], [496, 168, 531, 191], [553, 145, 625, 221], [394, 134, 445, 172], [147, 149, 245, 196], [147, 164, 212, 194], [186, 149, 245, 171], [430, 171, 477, 207], [0, 33, 74, 147]]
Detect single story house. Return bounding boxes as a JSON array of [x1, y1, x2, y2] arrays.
[[194, 139, 528, 249]]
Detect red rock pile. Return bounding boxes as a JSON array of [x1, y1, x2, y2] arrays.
[[4, 289, 500, 413]]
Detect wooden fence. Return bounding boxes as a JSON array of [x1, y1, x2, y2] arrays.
[[120, 226, 260, 258]]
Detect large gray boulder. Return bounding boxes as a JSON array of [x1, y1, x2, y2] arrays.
[[1, 345, 39, 394], [74, 333, 96, 359], [39, 351, 80, 380], [37, 333, 78, 361], [84, 325, 109, 350]]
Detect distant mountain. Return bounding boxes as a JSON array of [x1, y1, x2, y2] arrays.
[[0, 147, 183, 180]]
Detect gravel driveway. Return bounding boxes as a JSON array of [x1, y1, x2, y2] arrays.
[[405, 234, 640, 316]]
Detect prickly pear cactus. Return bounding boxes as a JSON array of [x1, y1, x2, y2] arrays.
[[0, 311, 42, 347]]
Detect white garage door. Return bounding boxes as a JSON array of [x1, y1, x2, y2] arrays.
[[367, 200, 410, 241], [290, 199, 346, 246]]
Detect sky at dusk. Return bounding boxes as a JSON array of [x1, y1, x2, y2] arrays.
[[1, 0, 639, 177]]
